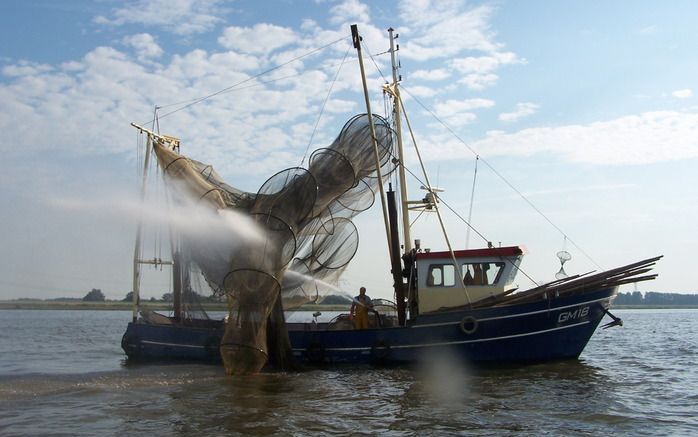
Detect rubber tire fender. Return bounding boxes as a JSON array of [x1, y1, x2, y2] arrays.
[[460, 316, 479, 335]]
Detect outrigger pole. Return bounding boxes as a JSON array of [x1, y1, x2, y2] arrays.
[[352, 24, 408, 325], [351, 24, 392, 258], [350, 27, 394, 264]]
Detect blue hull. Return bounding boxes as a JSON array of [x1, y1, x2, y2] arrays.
[[122, 287, 617, 366], [121, 322, 223, 362]]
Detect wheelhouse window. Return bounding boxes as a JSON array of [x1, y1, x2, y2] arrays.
[[462, 262, 505, 286], [426, 264, 456, 287]]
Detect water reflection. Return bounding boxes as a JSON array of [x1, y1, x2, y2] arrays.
[[119, 359, 615, 436], [2, 310, 698, 435]]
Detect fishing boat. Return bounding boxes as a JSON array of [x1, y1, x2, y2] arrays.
[[122, 25, 661, 373]]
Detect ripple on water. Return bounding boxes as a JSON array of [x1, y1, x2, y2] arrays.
[[1, 309, 698, 435]]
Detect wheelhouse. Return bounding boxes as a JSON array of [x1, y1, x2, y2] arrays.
[[415, 246, 525, 312]]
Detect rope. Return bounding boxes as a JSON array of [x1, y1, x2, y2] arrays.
[[394, 95, 541, 287], [399, 85, 603, 271], [136, 129, 143, 180], [364, 42, 391, 83], [300, 46, 351, 166], [142, 36, 350, 124], [465, 156, 479, 249], [375, 123, 492, 247], [341, 47, 535, 285]]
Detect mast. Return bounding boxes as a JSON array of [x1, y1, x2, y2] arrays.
[[130, 122, 178, 322], [387, 28, 412, 254], [132, 132, 153, 322], [387, 29, 475, 307], [387, 28, 411, 323]]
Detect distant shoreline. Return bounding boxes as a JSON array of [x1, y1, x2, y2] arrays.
[[0, 300, 349, 311], [1, 300, 697, 311], [613, 305, 698, 309]]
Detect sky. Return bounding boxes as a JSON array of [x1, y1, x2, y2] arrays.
[[0, 0, 696, 300]]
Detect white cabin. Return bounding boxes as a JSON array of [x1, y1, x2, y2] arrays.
[[415, 246, 525, 313]]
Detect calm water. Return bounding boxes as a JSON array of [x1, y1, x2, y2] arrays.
[[0, 309, 696, 436]]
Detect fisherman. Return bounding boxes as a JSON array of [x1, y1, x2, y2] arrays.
[[349, 286, 373, 329]]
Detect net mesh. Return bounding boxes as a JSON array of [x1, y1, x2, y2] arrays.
[[152, 114, 394, 374]]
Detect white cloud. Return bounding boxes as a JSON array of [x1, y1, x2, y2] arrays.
[[443, 112, 477, 126], [93, 0, 224, 35], [410, 68, 451, 81], [451, 52, 522, 74], [2, 60, 53, 77], [0, 46, 162, 156], [398, 1, 500, 61], [435, 98, 495, 117], [499, 102, 539, 122], [419, 111, 698, 165], [429, 98, 494, 126], [0, 29, 364, 180], [218, 24, 298, 55], [122, 33, 163, 61], [672, 89, 692, 99], [457, 73, 498, 91], [450, 52, 524, 90], [329, 0, 371, 25], [1, 1, 696, 301], [404, 85, 439, 98], [391, 1, 523, 92]]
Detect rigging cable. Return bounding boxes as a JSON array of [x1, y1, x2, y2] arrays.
[[366, 65, 544, 287], [374, 117, 492, 248], [396, 92, 472, 304], [363, 43, 390, 83], [465, 156, 479, 249], [399, 85, 603, 271], [299, 46, 352, 166], [395, 95, 541, 288], [144, 36, 350, 124], [136, 129, 143, 180], [364, 43, 491, 250]]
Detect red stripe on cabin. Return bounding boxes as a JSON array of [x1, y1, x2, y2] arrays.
[[415, 246, 524, 260]]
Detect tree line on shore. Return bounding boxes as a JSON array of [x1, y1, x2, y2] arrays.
[[77, 290, 698, 306], [14, 290, 698, 307], [31, 289, 352, 304], [15, 289, 224, 303], [614, 291, 698, 306]]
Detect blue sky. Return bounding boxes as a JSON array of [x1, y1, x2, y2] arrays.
[[0, 0, 696, 300]]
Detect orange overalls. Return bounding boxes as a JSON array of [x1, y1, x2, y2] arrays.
[[353, 295, 371, 329]]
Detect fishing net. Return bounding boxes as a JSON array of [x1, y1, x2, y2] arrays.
[[151, 114, 395, 374]]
